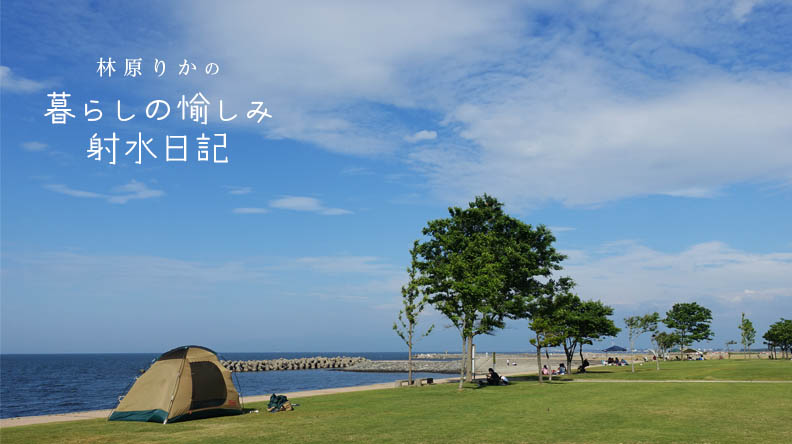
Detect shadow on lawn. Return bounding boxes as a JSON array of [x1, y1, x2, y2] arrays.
[[469, 375, 577, 387]]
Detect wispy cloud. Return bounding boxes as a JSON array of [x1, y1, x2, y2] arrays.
[[44, 180, 164, 204], [181, 1, 792, 207], [341, 166, 374, 176], [564, 241, 792, 311], [292, 256, 397, 274], [43, 184, 104, 200], [226, 186, 253, 195], [404, 130, 437, 143], [233, 207, 269, 214], [107, 181, 164, 204], [269, 196, 352, 215], [0, 66, 50, 93], [732, 0, 763, 22], [549, 226, 576, 233], [21, 141, 48, 152]]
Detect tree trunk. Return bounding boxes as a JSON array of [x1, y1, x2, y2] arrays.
[[535, 333, 543, 383], [563, 341, 574, 375], [408, 331, 413, 386], [466, 335, 474, 382], [458, 334, 466, 390], [630, 336, 635, 373], [655, 348, 660, 371], [579, 346, 585, 369]]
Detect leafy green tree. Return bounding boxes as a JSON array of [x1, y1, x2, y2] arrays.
[[652, 331, 677, 361], [663, 302, 713, 355], [552, 291, 620, 373], [763, 319, 792, 359], [527, 290, 568, 383], [393, 242, 434, 385], [415, 195, 566, 388], [624, 312, 660, 372], [738, 313, 756, 359]]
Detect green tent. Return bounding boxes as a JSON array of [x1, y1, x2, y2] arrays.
[[109, 345, 242, 423]]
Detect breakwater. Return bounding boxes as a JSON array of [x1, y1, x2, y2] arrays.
[[220, 356, 368, 372], [220, 357, 462, 373], [344, 360, 460, 373]]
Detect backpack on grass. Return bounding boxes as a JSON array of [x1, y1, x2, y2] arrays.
[[267, 394, 293, 412]]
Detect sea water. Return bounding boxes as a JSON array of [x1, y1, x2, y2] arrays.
[[0, 352, 451, 419]]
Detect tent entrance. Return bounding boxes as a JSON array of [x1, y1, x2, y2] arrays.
[[189, 361, 227, 410]]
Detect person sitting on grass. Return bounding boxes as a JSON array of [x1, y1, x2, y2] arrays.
[[558, 363, 567, 375], [486, 368, 501, 386], [620, 358, 628, 366], [542, 365, 550, 375], [577, 358, 590, 373]]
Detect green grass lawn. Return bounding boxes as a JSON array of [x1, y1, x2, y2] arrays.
[[2, 360, 791, 444], [565, 358, 792, 381]]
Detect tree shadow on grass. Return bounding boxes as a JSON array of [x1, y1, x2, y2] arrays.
[[506, 375, 573, 383]]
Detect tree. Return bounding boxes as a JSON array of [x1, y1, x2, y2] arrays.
[[525, 281, 571, 383], [553, 292, 620, 373], [624, 312, 660, 372], [415, 195, 566, 388], [663, 303, 713, 355], [393, 242, 434, 385], [763, 319, 792, 359], [738, 313, 756, 359], [652, 331, 677, 361], [529, 304, 566, 383], [725, 340, 737, 358]]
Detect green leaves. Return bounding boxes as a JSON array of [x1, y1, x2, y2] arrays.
[[663, 302, 714, 349], [762, 318, 791, 357], [739, 313, 756, 353], [415, 194, 566, 339], [394, 241, 434, 348]]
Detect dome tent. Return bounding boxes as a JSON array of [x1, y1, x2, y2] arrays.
[[109, 345, 242, 424]]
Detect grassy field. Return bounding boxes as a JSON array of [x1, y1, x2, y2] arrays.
[[2, 360, 791, 444], [564, 358, 792, 381]]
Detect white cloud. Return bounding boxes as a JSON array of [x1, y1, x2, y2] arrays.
[[0, 66, 49, 93], [549, 226, 576, 233], [180, 1, 523, 155], [732, 0, 762, 22], [292, 256, 397, 275], [107, 181, 164, 204], [340, 166, 373, 176], [226, 186, 253, 195], [269, 196, 352, 215], [44, 180, 163, 204], [233, 207, 269, 214], [175, 2, 792, 208], [564, 241, 792, 311], [21, 141, 48, 152], [404, 130, 437, 143], [413, 77, 792, 207], [43, 184, 105, 200]]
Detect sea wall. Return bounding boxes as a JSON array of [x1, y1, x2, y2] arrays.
[[221, 356, 368, 372], [343, 360, 460, 373]]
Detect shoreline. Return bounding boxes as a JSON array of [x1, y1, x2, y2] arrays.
[[0, 376, 462, 428], [0, 360, 541, 429], [0, 353, 606, 428]]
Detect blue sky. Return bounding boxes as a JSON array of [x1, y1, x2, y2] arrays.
[[1, 0, 791, 354]]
